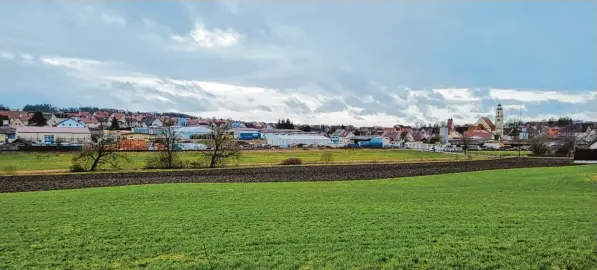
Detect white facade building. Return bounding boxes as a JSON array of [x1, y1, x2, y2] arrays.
[[264, 133, 332, 147]]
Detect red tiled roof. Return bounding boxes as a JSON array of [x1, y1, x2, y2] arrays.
[[81, 118, 99, 124], [464, 129, 493, 139], [383, 131, 400, 141], [0, 111, 23, 119]]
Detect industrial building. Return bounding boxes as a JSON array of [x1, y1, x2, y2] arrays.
[[175, 126, 213, 139], [263, 133, 332, 147], [15, 127, 91, 144], [233, 128, 262, 140]]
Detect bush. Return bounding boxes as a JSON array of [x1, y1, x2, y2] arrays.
[[2, 165, 17, 175], [555, 138, 575, 157], [529, 137, 552, 156], [319, 151, 334, 164], [281, 158, 303, 165], [144, 154, 183, 169], [69, 164, 87, 172]]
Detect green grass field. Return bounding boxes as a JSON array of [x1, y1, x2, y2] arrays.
[[1, 166, 596, 269], [0, 149, 474, 173]]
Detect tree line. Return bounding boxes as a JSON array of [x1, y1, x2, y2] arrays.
[[72, 122, 241, 172], [15, 104, 194, 118]]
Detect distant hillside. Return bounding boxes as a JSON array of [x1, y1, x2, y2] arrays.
[[19, 104, 195, 119]]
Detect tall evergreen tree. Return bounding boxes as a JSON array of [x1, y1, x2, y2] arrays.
[[28, 111, 47, 126], [110, 118, 120, 130]]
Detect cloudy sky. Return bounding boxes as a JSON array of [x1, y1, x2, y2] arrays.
[[0, 1, 595, 126]]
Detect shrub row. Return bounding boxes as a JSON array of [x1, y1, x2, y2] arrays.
[[0, 158, 574, 193]]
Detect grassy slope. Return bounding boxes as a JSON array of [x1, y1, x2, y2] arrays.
[[0, 150, 462, 172], [1, 166, 596, 269]]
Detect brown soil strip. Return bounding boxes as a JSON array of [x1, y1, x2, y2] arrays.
[[0, 158, 574, 193]]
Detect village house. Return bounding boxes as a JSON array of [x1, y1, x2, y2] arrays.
[[124, 117, 142, 128], [142, 117, 164, 128], [93, 111, 110, 118], [9, 118, 27, 128], [56, 118, 86, 128], [79, 117, 101, 129], [0, 127, 16, 144], [95, 117, 110, 128], [330, 129, 355, 146], [16, 127, 91, 144], [394, 124, 413, 134]]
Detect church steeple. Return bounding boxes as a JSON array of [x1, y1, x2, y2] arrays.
[[494, 103, 504, 140]]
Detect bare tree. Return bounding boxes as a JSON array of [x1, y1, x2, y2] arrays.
[[399, 131, 408, 147], [505, 119, 524, 157], [529, 135, 551, 156], [148, 119, 181, 168], [555, 124, 577, 157], [504, 118, 523, 138], [460, 132, 471, 154], [71, 136, 129, 171], [202, 123, 241, 168]]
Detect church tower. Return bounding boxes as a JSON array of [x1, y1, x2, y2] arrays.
[[494, 103, 504, 140]]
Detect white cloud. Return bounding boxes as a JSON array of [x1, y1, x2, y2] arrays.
[[490, 88, 596, 104], [41, 56, 107, 71], [171, 23, 242, 49], [433, 88, 480, 101], [19, 51, 597, 126], [0, 51, 15, 60]]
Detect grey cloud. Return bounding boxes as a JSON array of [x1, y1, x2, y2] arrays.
[[284, 97, 311, 113], [105, 80, 218, 112], [315, 99, 347, 113], [256, 105, 273, 112]]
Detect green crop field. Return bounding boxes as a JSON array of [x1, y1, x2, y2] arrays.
[[1, 166, 596, 269], [0, 149, 478, 173]]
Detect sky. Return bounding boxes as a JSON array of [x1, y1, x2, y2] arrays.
[[0, 1, 595, 126]]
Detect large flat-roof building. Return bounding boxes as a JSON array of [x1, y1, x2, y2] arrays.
[[264, 133, 332, 147], [16, 127, 91, 144]]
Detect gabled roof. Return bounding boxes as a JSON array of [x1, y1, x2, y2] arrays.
[[111, 113, 126, 120], [125, 117, 139, 123], [464, 129, 493, 140], [383, 131, 400, 141], [143, 117, 158, 125], [0, 111, 23, 119], [56, 118, 81, 126], [331, 129, 346, 137], [80, 117, 99, 124], [411, 131, 426, 141]]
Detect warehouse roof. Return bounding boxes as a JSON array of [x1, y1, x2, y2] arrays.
[[271, 134, 331, 140], [176, 126, 212, 133]]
